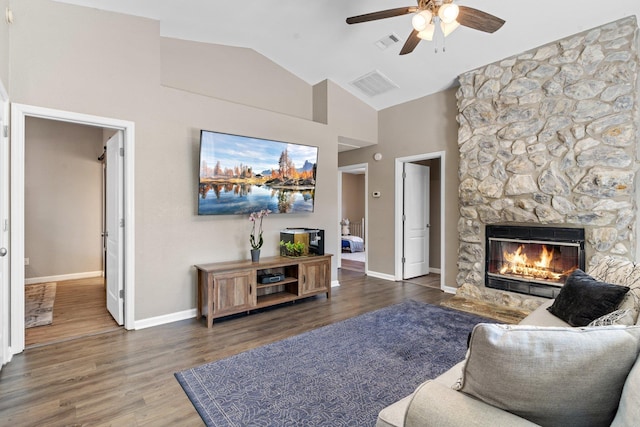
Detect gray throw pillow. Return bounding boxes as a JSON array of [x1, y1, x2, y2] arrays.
[[455, 323, 640, 427], [547, 269, 630, 326]]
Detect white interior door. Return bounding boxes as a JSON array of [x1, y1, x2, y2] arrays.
[[0, 94, 9, 368], [106, 131, 124, 325], [403, 163, 430, 279]]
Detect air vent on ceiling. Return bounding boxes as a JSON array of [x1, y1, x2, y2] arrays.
[[350, 70, 399, 97], [375, 33, 401, 50]]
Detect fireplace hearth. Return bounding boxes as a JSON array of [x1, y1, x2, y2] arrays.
[[485, 225, 585, 299]]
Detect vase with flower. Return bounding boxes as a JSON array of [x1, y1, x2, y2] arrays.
[[249, 209, 271, 262]]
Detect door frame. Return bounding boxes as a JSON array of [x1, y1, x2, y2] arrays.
[[337, 163, 368, 272], [394, 152, 447, 289], [10, 103, 135, 355], [0, 80, 9, 367]]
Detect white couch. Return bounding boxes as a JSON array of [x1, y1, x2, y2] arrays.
[[377, 257, 640, 427]]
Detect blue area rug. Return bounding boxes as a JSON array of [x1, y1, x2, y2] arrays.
[[175, 300, 494, 426]]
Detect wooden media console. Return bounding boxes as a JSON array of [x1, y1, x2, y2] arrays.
[[194, 254, 332, 327]]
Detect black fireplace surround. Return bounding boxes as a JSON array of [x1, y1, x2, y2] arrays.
[[485, 225, 585, 299]]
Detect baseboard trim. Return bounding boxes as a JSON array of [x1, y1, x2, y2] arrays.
[[366, 271, 395, 281], [135, 308, 197, 330], [429, 267, 441, 274], [25, 271, 104, 285], [442, 285, 457, 294], [135, 278, 339, 330]]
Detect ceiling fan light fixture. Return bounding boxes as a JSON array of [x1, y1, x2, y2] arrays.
[[411, 10, 433, 32], [438, 3, 459, 24], [441, 20, 460, 37], [417, 23, 436, 41]]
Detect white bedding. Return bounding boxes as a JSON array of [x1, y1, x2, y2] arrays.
[[342, 235, 364, 252]]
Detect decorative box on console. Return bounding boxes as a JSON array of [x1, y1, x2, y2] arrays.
[[280, 228, 325, 256]]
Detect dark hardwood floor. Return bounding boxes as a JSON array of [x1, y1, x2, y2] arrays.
[[0, 269, 453, 426], [339, 258, 365, 272], [25, 277, 121, 348]]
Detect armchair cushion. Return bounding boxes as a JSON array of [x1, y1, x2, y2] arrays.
[[404, 381, 538, 427], [455, 323, 640, 427]]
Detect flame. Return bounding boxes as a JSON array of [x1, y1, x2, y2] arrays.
[[498, 244, 562, 281]]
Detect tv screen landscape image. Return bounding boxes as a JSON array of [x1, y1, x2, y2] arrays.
[[198, 130, 318, 215]]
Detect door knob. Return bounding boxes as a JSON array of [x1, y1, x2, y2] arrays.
[[0, 247, 7, 257]]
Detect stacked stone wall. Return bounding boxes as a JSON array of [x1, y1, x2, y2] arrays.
[[456, 16, 639, 292]]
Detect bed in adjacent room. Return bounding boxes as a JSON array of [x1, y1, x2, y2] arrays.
[[341, 235, 364, 253], [341, 218, 365, 253]]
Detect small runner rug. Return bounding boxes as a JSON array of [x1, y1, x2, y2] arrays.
[[175, 299, 494, 427], [25, 282, 57, 328]]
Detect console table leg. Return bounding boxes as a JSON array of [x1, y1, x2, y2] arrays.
[[207, 275, 214, 328]]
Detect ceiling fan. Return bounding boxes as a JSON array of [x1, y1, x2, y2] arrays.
[[346, 0, 505, 55]]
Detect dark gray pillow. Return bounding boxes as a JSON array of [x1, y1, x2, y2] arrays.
[[547, 269, 630, 326]]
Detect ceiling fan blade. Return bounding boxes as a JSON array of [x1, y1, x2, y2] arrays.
[[457, 6, 505, 33], [399, 29, 420, 55], [346, 7, 418, 24]]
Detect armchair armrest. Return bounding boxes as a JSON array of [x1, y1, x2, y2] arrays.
[[404, 381, 539, 427]]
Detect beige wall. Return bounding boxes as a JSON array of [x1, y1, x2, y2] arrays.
[[341, 173, 365, 223], [339, 88, 459, 285], [25, 117, 104, 278], [8, 0, 379, 320], [0, 0, 8, 88], [160, 38, 313, 120], [328, 81, 378, 146]]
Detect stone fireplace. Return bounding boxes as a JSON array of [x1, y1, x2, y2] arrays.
[[455, 16, 639, 310]]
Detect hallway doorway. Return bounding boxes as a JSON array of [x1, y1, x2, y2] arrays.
[[394, 152, 445, 289], [22, 117, 120, 348], [9, 104, 136, 357], [338, 163, 368, 274]]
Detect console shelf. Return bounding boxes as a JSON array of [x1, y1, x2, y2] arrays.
[[195, 254, 332, 327]]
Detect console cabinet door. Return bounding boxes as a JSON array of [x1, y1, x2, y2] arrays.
[[299, 259, 329, 296], [213, 270, 253, 315]]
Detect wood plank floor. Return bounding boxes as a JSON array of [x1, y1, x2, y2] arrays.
[[339, 258, 365, 272], [1, 270, 453, 426], [25, 277, 121, 348]]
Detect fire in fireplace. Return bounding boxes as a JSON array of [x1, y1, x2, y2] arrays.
[[485, 225, 585, 298]]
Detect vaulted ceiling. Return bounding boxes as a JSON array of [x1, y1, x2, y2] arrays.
[[56, 0, 640, 110]]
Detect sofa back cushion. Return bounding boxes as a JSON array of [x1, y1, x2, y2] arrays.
[[456, 324, 640, 427], [588, 257, 640, 324]]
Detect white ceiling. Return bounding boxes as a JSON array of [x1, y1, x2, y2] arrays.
[[55, 0, 640, 111]]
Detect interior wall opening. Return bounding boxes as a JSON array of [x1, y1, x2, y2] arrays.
[[23, 117, 120, 348], [394, 152, 445, 290], [10, 103, 136, 357], [338, 164, 368, 275]]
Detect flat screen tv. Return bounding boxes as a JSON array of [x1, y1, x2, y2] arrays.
[[198, 130, 318, 215]]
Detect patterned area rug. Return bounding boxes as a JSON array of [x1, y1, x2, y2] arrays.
[[175, 300, 494, 426], [25, 282, 57, 328]]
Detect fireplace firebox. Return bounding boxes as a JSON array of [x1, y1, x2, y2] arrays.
[[485, 225, 585, 298]]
